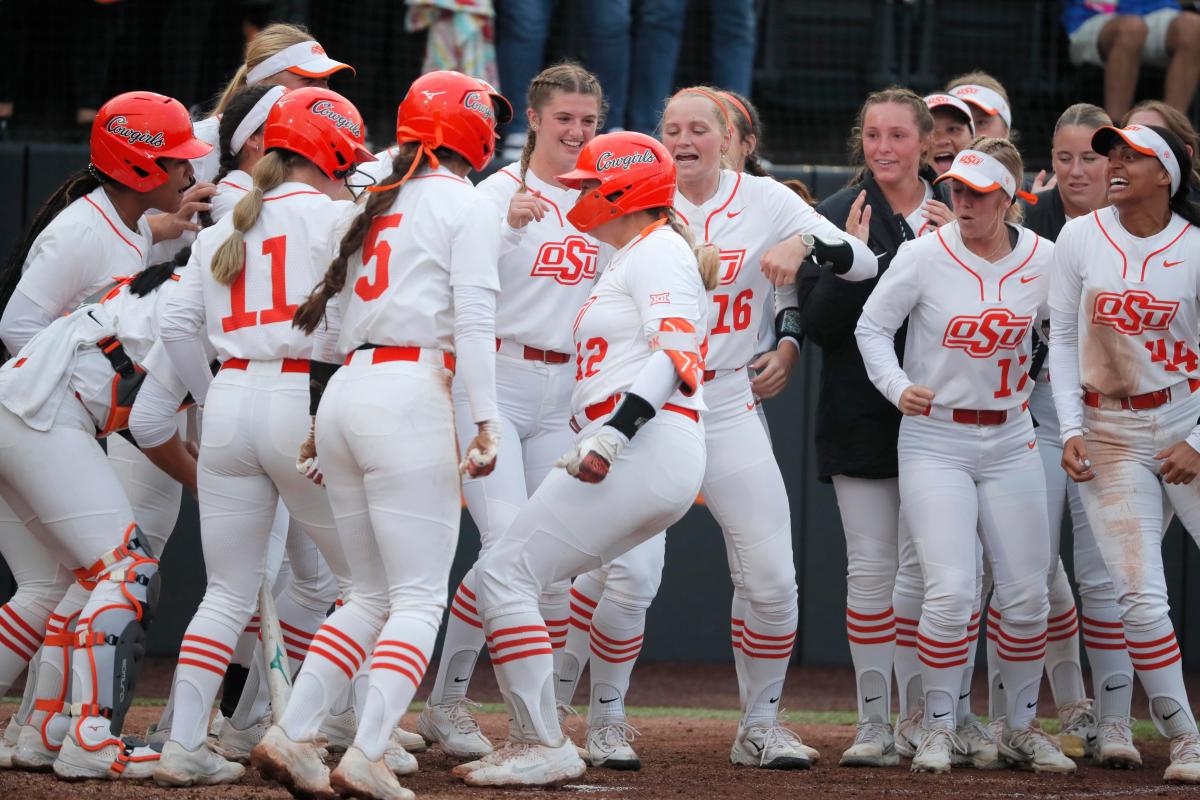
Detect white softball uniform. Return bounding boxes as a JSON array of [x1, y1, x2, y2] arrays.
[[210, 168, 253, 223], [1049, 208, 1200, 737], [857, 222, 1055, 731], [274, 165, 500, 761], [474, 222, 706, 745], [159, 183, 357, 750]]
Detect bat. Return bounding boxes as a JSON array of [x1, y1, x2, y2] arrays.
[[257, 577, 293, 720]]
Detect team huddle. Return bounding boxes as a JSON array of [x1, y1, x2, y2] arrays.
[[0, 19, 1195, 799]]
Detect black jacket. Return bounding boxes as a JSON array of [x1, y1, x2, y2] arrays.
[[799, 168, 950, 481], [1022, 187, 1067, 241]]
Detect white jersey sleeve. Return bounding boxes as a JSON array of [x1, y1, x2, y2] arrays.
[[1047, 220, 1087, 441], [857, 241, 923, 406], [210, 169, 252, 223]]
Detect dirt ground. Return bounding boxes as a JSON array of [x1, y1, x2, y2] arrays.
[[0, 661, 1197, 799]]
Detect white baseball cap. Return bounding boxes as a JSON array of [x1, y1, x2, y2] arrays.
[[246, 40, 354, 87], [924, 93, 975, 136], [950, 84, 1012, 129], [933, 149, 1017, 197], [1091, 124, 1182, 196]]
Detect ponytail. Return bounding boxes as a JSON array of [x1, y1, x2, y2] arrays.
[[1, 166, 104, 313], [517, 128, 537, 190], [210, 150, 290, 286], [661, 207, 719, 291]]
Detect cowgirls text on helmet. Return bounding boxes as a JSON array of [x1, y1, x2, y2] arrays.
[[262, 87, 376, 180], [371, 70, 513, 192], [556, 131, 677, 231], [90, 91, 212, 192]]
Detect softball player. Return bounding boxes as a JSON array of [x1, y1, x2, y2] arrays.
[[249, 71, 509, 800], [554, 86, 879, 773], [151, 87, 373, 786], [415, 62, 607, 760], [1007, 103, 1142, 768], [459, 130, 711, 788], [925, 93, 975, 176], [0, 91, 210, 770], [947, 72, 1012, 140], [857, 141, 1074, 775], [0, 258, 205, 780], [1049, 123, 1200, 785]]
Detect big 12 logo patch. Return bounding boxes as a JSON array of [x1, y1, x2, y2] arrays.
[[531, 236, 599, 285], [942, 308, 1033, 358], [1091, 289, 1179, 335]]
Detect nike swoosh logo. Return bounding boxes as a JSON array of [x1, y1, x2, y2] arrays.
[[559, 678, 573, 682], [1105, 683, 1129, 692], [746, 402, 757, 412], [1164, 259, 1184, 268], [1027, 440, 1037, 449], [1164, 708, 1183, 720], [750, 741, 764, 753], [865, 695, 883, 703], [599, 696, 619, 704], [1019, 274, 1040, 283], [1026, 701, 1037, 709], [769, 697, 780, 704], [933, 711, 951, 719], [958, 693, 971, 700], [727, 208, 745, 219], [454, 677, 469, 683]]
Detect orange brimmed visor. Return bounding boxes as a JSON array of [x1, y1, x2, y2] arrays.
[[934, 149, 1017, 198]]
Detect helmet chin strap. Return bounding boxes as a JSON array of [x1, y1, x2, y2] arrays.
[[371, 119, 446, 193]]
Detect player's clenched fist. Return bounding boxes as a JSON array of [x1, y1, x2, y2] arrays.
[[461, 419, 502, 477], [898, 384, 935, 416], [557, 427, 629, 483], [508, 190, 551, 229]]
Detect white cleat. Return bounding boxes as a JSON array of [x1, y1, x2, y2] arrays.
[[317, 708, 357, 753], [52, 731, 161, 781], [392, 726, 427, 754], [384, 729, 419, 777], [1057, 699, 1096, 759], [586, 720, 641, 770], [462, 738, 586, 787], [999, 722, 1077, 773], [954, 714, 1002, 769], [911, 727, 964, 774], [1093, 718, 1141, 769], [1165, 732, 1200, 784], [331, 745, 414, 800], [0, 715, 26, 768], [213, 716, 269, 763], [894, 704, 923, 759], [12, 723, 60, 771], [839, 721, 899, 767], [153, 739, 245, 786], [251, 724, 335, 799], [730, 721, 813, 769], [416, 699, 493, 759]]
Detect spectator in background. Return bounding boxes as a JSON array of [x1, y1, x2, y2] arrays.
[[405, 0, 499, 88], [1062, 0, 1200, 121]]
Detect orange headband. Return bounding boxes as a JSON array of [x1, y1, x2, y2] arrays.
[[721, 92, 752, 132], [674, 87, 732, 135]]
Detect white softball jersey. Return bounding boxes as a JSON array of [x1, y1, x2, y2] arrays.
[[5, 186, 153, 351], [329, 166, 501, 356], [674, 169, 875, 371], [162, 183, 353, 362], [1049, 206, 1200, 439], [475, 162, 609, 354], [858, 221, 1053, 411], [571, 223, 707, 414], [210, 168, 253, 223]]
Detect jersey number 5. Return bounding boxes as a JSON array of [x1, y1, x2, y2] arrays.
[[221, 235, 297, 332], [355, 214, 403, 301]]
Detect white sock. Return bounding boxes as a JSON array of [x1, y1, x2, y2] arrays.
[[845, 605, 894, 723], [427, 572, 485, 706], [740, 600, 797, 727], [586, 594, 646, 726], [353, 617, 436, 761]]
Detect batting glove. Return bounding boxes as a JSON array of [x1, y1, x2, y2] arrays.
[[461, 419, 501, 477], [556, 426, 629, 483], [296, 418, 324, 487]]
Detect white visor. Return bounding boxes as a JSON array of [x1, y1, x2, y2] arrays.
[[230, 86, 286, 155], [1091, 124, 1182, 196], [245, 41, 353, 87], [950, 84, 1012, 129], [924, 93, 976, 136], [934, 149, 1017, 197]]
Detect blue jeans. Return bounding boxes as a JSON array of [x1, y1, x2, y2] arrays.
[[495, 0, 632, 135]]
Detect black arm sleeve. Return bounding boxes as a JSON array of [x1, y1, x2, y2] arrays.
[[604, 393, 656, 440]]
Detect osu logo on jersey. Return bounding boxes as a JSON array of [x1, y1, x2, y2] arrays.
[[942, 308, 1032, 358], [1091, 290, 1179, 335], [532, 236, 599, 285], [716, 249, 746, 286]]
